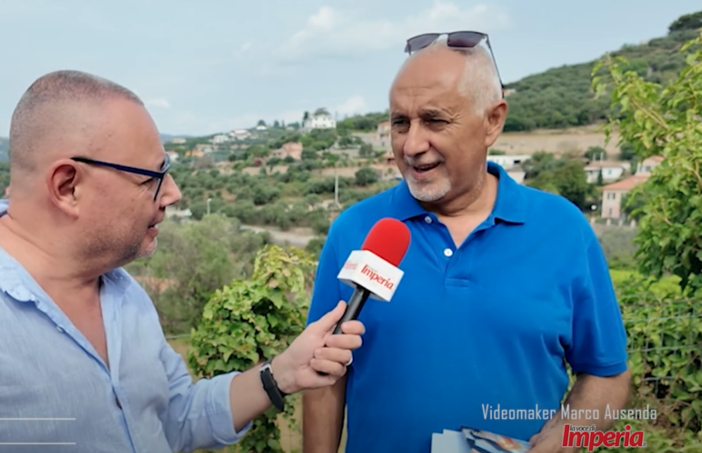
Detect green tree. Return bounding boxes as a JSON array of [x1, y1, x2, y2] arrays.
[[592, 30, 702, 294], [125, 215, 270, 333], [668, 10, 702, 33], [584, 146, 607, 160], [354, 167, 379, 186], [187, 245, 316, 453]]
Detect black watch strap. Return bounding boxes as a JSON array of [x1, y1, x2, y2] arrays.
[[260, 359, 287, 412]]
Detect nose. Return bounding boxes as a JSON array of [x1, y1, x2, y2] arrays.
[[159, 174, 182, 207], [402, 120, 431, 158]]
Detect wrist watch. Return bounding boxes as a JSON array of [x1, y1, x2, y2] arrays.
[[259, 359, 287, 412]]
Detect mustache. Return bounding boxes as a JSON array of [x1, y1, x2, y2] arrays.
[[403, 156, 444, 166]]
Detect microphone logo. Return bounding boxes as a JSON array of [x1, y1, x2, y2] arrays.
[[337, 250, 405, 302], [360, 264, 395, 290]]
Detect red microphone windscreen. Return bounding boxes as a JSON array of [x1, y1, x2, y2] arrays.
[[361, 218, 411, 267]]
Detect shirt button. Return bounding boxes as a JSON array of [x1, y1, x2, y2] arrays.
[[444, 248, 453, 257], [424, 216, 432, 224], [56, 326, 64, 333]]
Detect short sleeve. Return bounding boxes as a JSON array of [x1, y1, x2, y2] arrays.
[[306, 229, 343, 326], [565, 235, 629, 376]]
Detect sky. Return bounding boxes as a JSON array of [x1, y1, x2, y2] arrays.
[[1, 0, 700, 137]]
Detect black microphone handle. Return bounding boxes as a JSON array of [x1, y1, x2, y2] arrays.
[[317, 285, 372, 376], [332, 285, 372, 335]]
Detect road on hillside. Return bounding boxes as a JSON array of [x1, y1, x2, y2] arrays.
[[240, 225, 315, 248]]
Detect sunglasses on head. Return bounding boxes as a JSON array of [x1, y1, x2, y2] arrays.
[[404, 31, 504, 92]]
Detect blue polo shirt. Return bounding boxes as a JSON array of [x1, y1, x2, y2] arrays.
[[306, 162, 628, 453]]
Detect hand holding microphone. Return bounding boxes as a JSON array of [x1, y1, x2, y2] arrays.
[[316, 218, 411, 376], [332, 217, 411, 334]]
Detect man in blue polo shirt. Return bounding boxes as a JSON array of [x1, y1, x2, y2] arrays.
[[302, 34, 630, 453]]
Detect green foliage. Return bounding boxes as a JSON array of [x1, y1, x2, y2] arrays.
[[187, 245, 316, 453], [504, 15, 700, 131], [588, 274, 702, 452], [599, 229, 639, 270], [354, 167, 379, 186], [585, 146, 607, 160], [668, 11, 702, 33], [336, 111, 388, 132], [524, 154, 597, 209], [0, 138, 8, 163], [125, 215, 271, 334], [0, 161, 9, 195], [592, 30, 702, 295]]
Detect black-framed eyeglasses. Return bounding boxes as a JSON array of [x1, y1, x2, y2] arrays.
[[404, 31, 504, 95], [70, 153, 171, 200]]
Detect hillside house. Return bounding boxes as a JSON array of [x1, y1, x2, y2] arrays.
[[636, 155, 664, 174], [584, 161, 629, 184], [600, 155, 663, 219], [487, 154, 530, 171], [302, 111, 336, 132], [229, 129, 252, 140], [211, 134, 230, 144], [377, 121, 390, 146]]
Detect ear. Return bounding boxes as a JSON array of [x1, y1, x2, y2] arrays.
[[483, 99, 508, 148], [46, 160, 82, 218]]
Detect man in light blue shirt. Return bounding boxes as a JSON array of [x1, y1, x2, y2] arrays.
[[0, 70, 364, 453]]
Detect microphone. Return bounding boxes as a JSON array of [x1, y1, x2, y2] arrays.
[[332, 217, 411, 335]]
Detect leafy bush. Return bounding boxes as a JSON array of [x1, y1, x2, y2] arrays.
[[593, 30, 702, 295], [187, 245, 317, 453], [587, 274, 702, 452]]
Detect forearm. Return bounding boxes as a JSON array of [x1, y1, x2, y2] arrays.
[[302, 377, 347, 453], [229, 356, 295, 432], [543, 370, 631, 432]]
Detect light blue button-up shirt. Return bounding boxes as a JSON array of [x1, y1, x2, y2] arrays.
[[0, 199, 251, 452]]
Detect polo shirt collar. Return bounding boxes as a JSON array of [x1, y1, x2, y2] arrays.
[[388, 161, 527, 224]]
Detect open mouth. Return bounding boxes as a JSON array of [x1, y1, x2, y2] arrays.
[[412, 162, 440, 173]]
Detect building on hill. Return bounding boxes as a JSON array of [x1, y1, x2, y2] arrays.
[[636, 155, 664, 174], [377, 121, 390, 146], [211, 134, 230, 144], [487, 154, 530, 171], [600, 155, 663, 219], [229, 129, 252, 140], [583, 160, 630, 184], [302, 111, 336, 132]]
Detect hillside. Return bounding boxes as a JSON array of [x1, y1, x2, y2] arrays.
[[502, 11, 702, 131], [0, 137, 8, 162], [330, 11, 702, 135]]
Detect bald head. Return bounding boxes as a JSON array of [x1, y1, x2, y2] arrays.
[[8, 70, 143, 178], [393, 40, 502, 116]]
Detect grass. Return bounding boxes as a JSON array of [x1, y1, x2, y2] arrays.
[[609, 268, 682, 296]]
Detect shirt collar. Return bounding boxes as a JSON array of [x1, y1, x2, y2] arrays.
[[388, 161, 527, 224], [0, 198, 132, 302]]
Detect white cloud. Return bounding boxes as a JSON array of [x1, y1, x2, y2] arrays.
[[145, 98, 170, 108], [276, 1, 510, 62], [335, 96, 367, 117]]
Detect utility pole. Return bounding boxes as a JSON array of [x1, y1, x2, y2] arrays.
[[334, 162, 339, 209]]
